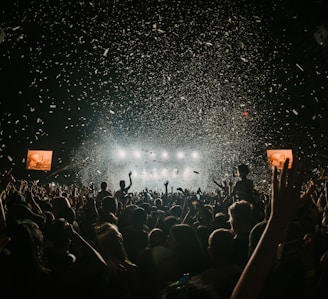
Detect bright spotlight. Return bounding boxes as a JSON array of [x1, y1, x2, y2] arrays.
[[191, 151, 199, 159], [141, 169, 148, 178], [118, 149, 126, 158], [161, 151, 169, 159], [153, 168, 159, 178], [134, 150, 141, 158], [177, 151, 184, 159], [183, 167, 191, 177]]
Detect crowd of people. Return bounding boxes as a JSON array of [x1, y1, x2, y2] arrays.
[[0, 158, 327, 298]]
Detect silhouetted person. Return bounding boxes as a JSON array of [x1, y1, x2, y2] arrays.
[[96, 181, 113, 210], [115, 172, 132, 209], [231, 164, 254, 204]]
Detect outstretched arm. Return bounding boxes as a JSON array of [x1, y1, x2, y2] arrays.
[[163, 180, 169, 206], [230, 157, 316, 299], [55, 223, 107, 284], [128, 171, 132, 187], [0, 170, 15, 252]]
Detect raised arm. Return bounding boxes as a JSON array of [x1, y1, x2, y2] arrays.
[[163, 180, 169, 206], [128, 171, 132, 187], [55, 223, 107, 283], [230, 157, 316, 299], [0, 170, 15, 252]]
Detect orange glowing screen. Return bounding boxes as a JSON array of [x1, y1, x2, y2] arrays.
[[26, 150, 53, 171], [267, 149, 293, 170]]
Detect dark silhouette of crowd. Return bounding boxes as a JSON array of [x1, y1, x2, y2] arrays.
[[0, 158, 327, 299]]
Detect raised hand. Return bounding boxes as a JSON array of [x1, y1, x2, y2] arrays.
[[0, 169, 15, 193], [231, 156, 316, 299], [270, 157, 315, 225]]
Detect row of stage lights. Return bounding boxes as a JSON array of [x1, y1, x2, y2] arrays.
[[116, 149, 201, 160], [129, 167, 200, 179]]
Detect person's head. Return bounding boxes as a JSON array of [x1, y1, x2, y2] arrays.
[[213, 212, 230, 229], [47, 218, 71, 249], [119, 180, 126, 189], [100, 181, 108, 191], [132, 207, 147, 226], [101, 195, 118, 214], [60, 207, 76, 224], [228, 200, 253, 234], [169, 224, 200, 252], [6, 193, 46, 228], [159, 216, 180, 237], [160, 275, 218, 299], [149, 228, 166, 247], [7, 218, 48, 274], [51, 196, 71, 218], [154, 197, 163, 208], [140, 202, 152, 215], [95, 222, 127, 261], [169, 205, 182, 218], [237, 163, 249, 177], [208, 228, 234, 259]]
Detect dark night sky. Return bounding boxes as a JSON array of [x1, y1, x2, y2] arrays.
[[0, 0, 328, 189]]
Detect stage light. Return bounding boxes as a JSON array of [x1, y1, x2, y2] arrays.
[[118, 149, 126, 158], [134, 150, 141, 158], [161, 151, 169, 159], [161, 168, 168, 176], [152, 168, 159, 178], [177, 151, 184, 159], [191, 151, 199, 159], [183, 167, 191, 177]]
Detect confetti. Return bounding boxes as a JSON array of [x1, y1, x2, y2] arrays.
[[0, 1, 326, 191]]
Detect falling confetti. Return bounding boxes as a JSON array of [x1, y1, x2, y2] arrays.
[[0, 0, 327, 190]]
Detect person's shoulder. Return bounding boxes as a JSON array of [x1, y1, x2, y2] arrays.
[[114, 190, 122, 197], [98, 190, 112, 197]]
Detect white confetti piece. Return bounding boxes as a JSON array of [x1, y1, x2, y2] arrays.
[[0, 27, 5, 43], [103, 48, 109, 57], [296, 64, 304, 71]]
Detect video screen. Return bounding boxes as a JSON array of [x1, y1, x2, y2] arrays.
[[26, 150, 53, 171], [267, 149, 293, 169]]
